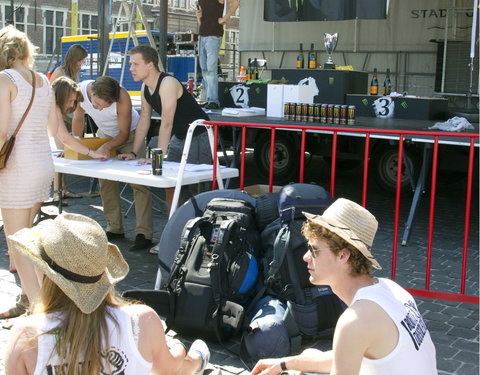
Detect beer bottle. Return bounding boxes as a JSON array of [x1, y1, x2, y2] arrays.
[[253, 58, 259, 80], [246, 58, 252, 81], [383, 68, 392, 95], [370, 68, 379, 95], [308, 43, 316, 69], [296, 43, 304, 69]]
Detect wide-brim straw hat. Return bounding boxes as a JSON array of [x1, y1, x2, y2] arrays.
[[8, 213, 129, 314], [303, 198, 382, 270]]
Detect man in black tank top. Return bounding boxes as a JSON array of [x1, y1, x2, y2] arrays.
[[118, 45, 212, 165], [196, 0, 240, 109]]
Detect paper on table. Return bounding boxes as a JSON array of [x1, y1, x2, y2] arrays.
[[62, 158, 114, 165], [221, 107, 265, 117], [126, 160, 225, 172]]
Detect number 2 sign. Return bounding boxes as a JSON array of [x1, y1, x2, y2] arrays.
[[229, 84, 250, 108]]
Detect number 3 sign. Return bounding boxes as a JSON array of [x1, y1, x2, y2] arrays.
[[229, 84, 250, 108], [373, 96, 395, 118]]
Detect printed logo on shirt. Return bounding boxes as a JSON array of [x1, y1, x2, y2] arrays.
[[45, 347, 129, 375], [400, 300, 428, 350]]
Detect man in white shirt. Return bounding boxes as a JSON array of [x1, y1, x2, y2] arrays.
[[72, 76, 153, 252], [251, 198, 437, 375]]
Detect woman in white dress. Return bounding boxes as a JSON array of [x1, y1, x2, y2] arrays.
[[0, 26, 105, 319]]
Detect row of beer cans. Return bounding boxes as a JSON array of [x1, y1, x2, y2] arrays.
[[283, 103, 356, 125]]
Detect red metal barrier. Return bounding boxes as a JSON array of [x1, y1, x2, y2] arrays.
[[206, 120, 479, 304]]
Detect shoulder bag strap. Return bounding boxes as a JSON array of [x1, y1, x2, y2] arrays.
[[11, 70, 36, 138]]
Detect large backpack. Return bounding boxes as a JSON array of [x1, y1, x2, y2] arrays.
[[259, 184, 345, 350], [165, 197, 261, 342]]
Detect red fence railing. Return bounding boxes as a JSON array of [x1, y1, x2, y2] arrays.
[[206, 120, 479, 304]]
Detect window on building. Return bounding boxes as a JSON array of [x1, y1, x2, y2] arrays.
[[80, 13, 98, 35], [2, 5, 27, 31], [44, 9, 66, 54]]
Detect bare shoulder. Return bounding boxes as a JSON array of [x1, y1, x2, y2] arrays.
[[337, 300, 384, 336], [123, 304, 163, 325], [160, 75, 182, 92], [119, 87, 133, 105]]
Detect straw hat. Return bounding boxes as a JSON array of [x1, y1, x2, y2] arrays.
[[8, 213, 129, 314], [303, 198, 382, 270]]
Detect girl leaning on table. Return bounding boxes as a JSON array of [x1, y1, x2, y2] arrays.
[[0, 25, 106, 321]]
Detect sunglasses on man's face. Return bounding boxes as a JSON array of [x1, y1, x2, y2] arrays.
[[307, 244, 321, 258]]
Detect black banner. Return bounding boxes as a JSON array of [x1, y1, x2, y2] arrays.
[[264, 0, 388, 22]]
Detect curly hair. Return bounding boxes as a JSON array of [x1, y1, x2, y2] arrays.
[[302, 221, 373, 276], [0, 25, 37, 70]]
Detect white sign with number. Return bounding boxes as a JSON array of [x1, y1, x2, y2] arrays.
[[373, 96, 395, 118], [229, 84, 250, 108]]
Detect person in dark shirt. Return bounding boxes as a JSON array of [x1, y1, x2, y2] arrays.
[[196, 0, 240, 109], [118, 45, 212, 165]]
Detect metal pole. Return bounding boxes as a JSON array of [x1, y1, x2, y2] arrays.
[[8, 0, 14, 26], [98, 0, 110, 76], [158, 0, 168, 72]]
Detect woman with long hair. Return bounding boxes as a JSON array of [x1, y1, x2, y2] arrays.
[[50, 44, 89, 200], [0, 26, 105, 319], [49, 44, 87, 83], [5, 213, 210, 375]]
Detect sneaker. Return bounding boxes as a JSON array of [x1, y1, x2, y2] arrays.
[[106, 231, 125, 241], [149, 244, 159, 255], [204, 102, 220, 110], [188, 339, 210, 375], [129, 234, 153, 252]]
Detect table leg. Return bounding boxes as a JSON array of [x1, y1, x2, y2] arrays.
[[401, 144, 432, 246]]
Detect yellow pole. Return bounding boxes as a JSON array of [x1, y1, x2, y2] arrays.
[[71, 0, 78, 35]]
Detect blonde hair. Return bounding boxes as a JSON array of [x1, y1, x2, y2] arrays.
[[0, 25, 37, 70], [34, 277, 132, 375], [51, 76, 84, 117], [62, 44, 87, 81]]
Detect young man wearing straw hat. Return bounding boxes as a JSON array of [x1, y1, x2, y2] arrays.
[[251, 198, 437, 375], [4, 213, 210, 375]]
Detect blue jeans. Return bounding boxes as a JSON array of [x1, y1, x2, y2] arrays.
[[199, 35, 222, 104]]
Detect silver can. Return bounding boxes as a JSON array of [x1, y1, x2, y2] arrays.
[[151, 148, 163, 175]]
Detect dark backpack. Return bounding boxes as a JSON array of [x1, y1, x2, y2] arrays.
[[165, 197, 261, 342], [260, 184, 345, 350]]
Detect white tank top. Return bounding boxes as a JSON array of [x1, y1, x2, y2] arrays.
[[351, 278, 437, 375], [32, 306, 152, 375], [79, 80, 139, 137]]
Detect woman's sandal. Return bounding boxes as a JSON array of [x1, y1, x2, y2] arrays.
[[0, 294, 29, 320]]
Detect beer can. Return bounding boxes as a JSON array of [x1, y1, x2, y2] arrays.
[[314, 104, 321, 122], [301, 104, 309, 122], [340, 105, 348, 125], [289, 102, 296, 121], [284, 102, 290, 121], [151, 148, 163, 175], [320, 104, 327, 123], [295, 103, 302, 121], [333, 105, 341, 124], [327, 104, 334, 123], [347, 105, 356, 125], [307, 103, 315, 122]]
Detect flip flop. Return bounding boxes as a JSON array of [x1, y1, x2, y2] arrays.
[[63, 190, 83, 199]]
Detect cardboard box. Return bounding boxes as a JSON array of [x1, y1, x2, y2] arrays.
[[242, 184, 282, 197], [283, 84, 315, 105], [64, 137, 117, 160], [266, 84, 285, 118]]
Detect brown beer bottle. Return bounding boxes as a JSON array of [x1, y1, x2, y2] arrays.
[[296, 43, 305, 69], [308, 43, 316, 69], [370, 68, 379, 95]]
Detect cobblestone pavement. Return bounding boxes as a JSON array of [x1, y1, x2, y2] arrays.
[[0, 156, 478, 374]]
